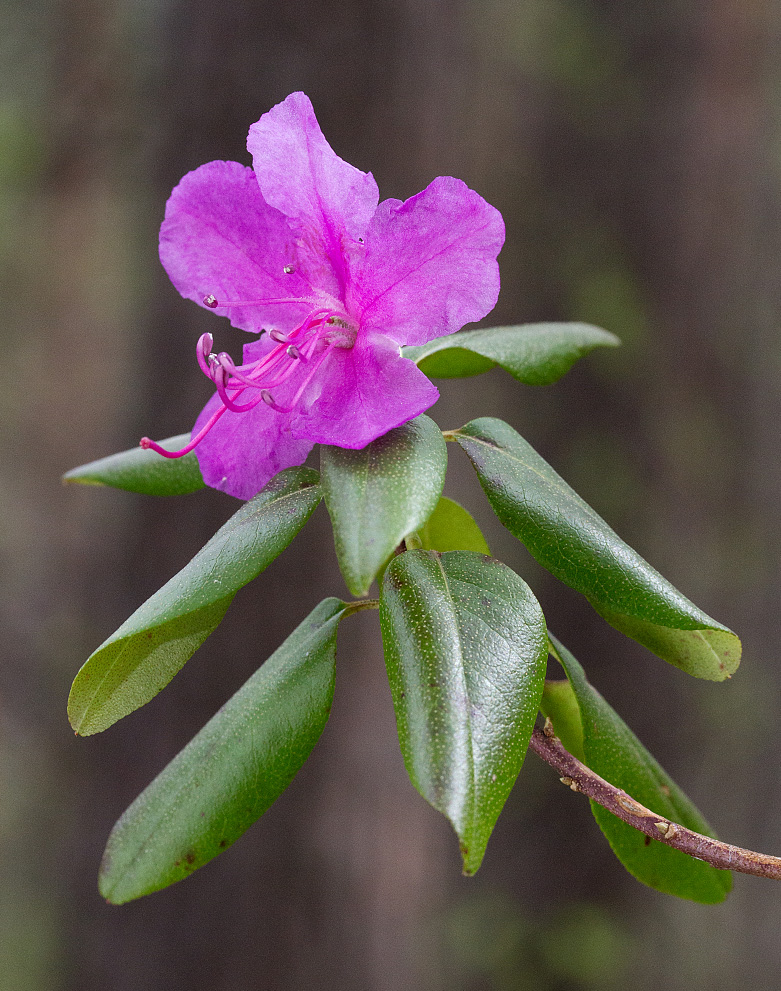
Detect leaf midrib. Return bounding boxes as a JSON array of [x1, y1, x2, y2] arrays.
[[432, 554, 477, 838]]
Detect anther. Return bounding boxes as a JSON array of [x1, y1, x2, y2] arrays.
[[260, 389, 286, 412], [286, 345, 300, 359], [203, 294, 219, 308], [283, 265, 294, 274], [269, 329, 288, 343], [196, 333, 215, 377]]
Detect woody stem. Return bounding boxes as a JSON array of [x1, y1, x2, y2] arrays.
[[529, 721, 781, 880]]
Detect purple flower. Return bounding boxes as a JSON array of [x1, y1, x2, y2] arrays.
[[144, 93, 504, 500]]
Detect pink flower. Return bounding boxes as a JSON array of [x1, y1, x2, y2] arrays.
[[144, 93, 504, 500]]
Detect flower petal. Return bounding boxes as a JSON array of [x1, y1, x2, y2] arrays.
[[193, 389, 313, 501], [247, 93, 379, 300], [348, 176, 505, 346], [290, 333, 440, 449], [159, 160, 315, 334]]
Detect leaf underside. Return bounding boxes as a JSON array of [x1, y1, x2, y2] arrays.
[[403, 322, 619, 385], [542, 636, 732, 903], [63, 434, 205, 496], [418, 496, 491, 555]]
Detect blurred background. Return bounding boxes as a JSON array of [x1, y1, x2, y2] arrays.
[[3, 0, 781, 988]]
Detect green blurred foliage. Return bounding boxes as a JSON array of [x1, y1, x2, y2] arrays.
[[435, 892, 633, 990]]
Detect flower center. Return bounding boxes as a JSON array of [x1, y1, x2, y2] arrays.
[[140, 296, 357, 459]]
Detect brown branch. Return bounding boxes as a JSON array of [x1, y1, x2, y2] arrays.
[[529, 720, 781, 881]]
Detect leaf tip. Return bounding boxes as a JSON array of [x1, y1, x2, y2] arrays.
[[62, 470, 101, 488]]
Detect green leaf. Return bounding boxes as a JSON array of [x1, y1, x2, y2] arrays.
[[68, 466, 322, 736], [403, 323, 619, 385], [455, 418, 740, 681], [321, 415, 447, 596], [418, 496, 491, 555], [540, 679, 584, 762], [99, 598, 346, 904], [380, 549, 547, 874], [63, 435, 205, 496], [544, 637, 732, 903]]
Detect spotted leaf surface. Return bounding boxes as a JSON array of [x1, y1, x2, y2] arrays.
[[99, 598, 346, 904], [321, 414, 447, 596], [68, 466, 321, 735], [380, 549, 547, 874]]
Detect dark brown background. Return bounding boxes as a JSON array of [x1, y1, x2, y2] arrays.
[[3, 1, 781, 988]]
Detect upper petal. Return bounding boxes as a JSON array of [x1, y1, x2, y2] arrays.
[[347, 176, 505, 346], [247, 93, 379, 300], [289, 332, 440, 449], [159, 160, 315, 334]]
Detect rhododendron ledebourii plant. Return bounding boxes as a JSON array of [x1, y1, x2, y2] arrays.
[[144, 92, 505, 500]]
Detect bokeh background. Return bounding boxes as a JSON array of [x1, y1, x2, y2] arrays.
[[3, 1, 781, 988]]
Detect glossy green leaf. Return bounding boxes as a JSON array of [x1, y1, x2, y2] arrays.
[[380, 550, 547, 874], [99, 598, 346, 904], [403, 323, 619, 385], [68, 466, 322, 736], [543, 637, 732, 903], [418, 496, 491, 555], [455, 418, 740, 680], [63, 435, 205, 496], [321, 415, 447, 596]]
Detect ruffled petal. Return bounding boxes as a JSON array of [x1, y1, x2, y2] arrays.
[[290, 332, 440, 449], [347, 176, 504, 346], [193, 387, 314, 501], [247, 93, 379, 301], [159, 160, 316, 334]]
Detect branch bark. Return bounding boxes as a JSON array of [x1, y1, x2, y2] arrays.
[[529, 720, 781, 881]]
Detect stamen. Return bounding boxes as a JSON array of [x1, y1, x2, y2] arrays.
[[288, 339, 339, 406], [196, 333, 214, 376], [213, 365, 267, 413], [259, 339, 339, 414], [143, 297, 358, 461], [200, 294, 318, 309], [140, 402, 229, 458], [260, 389, 287, 412]]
